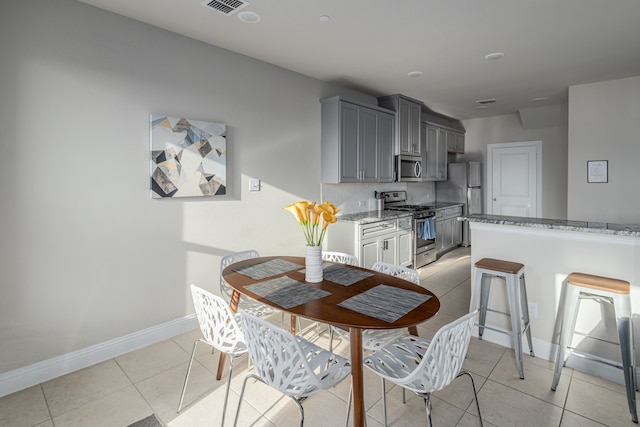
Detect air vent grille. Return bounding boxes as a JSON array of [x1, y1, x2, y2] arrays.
[[476, 98, 496, 105], [202, 0, 249, 16]]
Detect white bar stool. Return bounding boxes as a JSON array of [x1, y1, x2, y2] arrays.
[[472, 257, 534, 379], [551, 272, 637, 423]]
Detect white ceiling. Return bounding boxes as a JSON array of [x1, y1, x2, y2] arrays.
[[76, 0, 640, 120]]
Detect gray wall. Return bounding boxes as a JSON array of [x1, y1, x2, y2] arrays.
[[568, 76, 640, 223], [0, 0, 369, 375], [460, 113, 569, 220]]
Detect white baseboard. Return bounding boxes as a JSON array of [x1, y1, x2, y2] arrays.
[[475, 327, 640, 386], [0, 315, 198, 398]]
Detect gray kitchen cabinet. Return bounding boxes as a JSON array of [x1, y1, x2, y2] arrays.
[[378, 112, 395, 182], [378, 94, 421, 156], [327, 215, 413, 269], [321, 96, 396, 183], [397, 216, 413, 267], [446, 129, 465, 153], [434, 205, 463, 255], [422, 123, 447, 181]]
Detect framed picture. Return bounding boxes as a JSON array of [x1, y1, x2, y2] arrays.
[[150, 115, 226, 198], [587, 160, 608, 183]]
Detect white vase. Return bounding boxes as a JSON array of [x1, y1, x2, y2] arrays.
[[305, 245, 323, 283]]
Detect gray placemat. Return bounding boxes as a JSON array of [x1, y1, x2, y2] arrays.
[[338, 284, 431, 323], [232, 258, 302, 280], [245, 276, 331, 309], [322, 264, 374, 286]]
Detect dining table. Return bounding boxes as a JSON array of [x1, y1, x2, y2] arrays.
[[218, 255, 440, 427]]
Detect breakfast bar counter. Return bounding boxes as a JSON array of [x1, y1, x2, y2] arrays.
[[460, 214, 640, 384]]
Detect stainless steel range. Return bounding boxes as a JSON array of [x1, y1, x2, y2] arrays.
[[381, 191, 437, 268]]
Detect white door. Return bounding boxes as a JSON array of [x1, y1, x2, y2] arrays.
[[488, 141, 541, 217]]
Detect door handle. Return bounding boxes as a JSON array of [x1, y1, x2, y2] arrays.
[[493, 198, 497, 201]]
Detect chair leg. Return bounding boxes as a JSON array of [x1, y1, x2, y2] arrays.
[[506, 275, 525, 379], [425, 393, 433, 427], [519, 273, 535, 357], [177, 339, 202, 412], [458, 370, 483, 426], [345, 382, 352, 427], [221, 357, 234, 427], [329, 327, 335, 352], [234, 374, 260, 427], [478, 274, 491, 338], [617, 315, 638, 423], [381, 379, 388, 427], [551, 285, 580, 391]]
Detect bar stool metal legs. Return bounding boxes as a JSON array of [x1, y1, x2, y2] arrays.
[[551, 272, 637, 423], [473, 258, 534, 379]]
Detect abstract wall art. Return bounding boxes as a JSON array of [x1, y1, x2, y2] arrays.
[[150, 115, 226, 198]]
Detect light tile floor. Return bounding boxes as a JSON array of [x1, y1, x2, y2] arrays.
[[1, 247, 638, 426]]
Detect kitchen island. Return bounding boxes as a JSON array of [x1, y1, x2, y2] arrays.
[[461, 214, 640, 384]]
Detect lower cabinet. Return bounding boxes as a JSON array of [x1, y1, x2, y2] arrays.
[[434, 205, 463, 255], [327, 215, 414, 269]]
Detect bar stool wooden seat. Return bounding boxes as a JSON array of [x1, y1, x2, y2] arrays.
[[551, 272, 637, 423], [472, 257, 534, 379]]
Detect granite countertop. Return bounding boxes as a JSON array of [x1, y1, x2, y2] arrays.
[[432, 202, 464, 210], [461, 214, 640, 237], [337, 210, 413, 224]]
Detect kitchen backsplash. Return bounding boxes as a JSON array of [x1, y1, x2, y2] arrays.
[[321, 182, 436, 215]]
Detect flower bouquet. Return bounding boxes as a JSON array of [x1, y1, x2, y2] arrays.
[[283, 201, 340, 282]]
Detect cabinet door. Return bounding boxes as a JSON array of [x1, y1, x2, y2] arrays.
[[378, 112, 395, 182], [361, 240, 380, 270], [409, 102, 421, 155], [435, 219, 444, 252], [397, 230, 413, 267], [424, 125, 440, 181], [455, 132, 465, 153], [446, 130, 456, 152], [339, 103, 360, 182], [360, 107, 379, 182], [436, 129, 448, 180], [452, 219, 462, 246], [397, 98, 411, 154], [381, 235, 397, 264]]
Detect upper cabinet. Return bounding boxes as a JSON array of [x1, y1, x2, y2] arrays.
[[422, 123, 448, 181], [445, 129, 465, 153], [321, 96, 396, 183], [377, 94, 421, 156]]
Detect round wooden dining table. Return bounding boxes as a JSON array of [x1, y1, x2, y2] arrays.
[[218, 256, 440, 427]]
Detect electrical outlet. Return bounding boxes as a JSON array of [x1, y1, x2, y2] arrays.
[[249, 179, 261, 192], [528, 302, 538, 318]]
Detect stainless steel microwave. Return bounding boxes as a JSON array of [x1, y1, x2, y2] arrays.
[[396, 155, 422, 182]]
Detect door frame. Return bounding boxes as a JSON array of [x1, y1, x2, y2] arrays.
[[486, 140, 542, 217]]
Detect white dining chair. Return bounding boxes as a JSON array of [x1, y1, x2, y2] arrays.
[[178, 285, 248, 427], [322, 250, 359, 266], [329, 262, 421, 352], [235, 312, 352, 427], [363, 310, 482, 427], [219, 249, 278, 318]]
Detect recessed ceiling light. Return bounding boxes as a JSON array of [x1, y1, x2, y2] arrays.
[[484, 52, 504, 61], [319, 15, 331, 22], [532, 97, 546, 102], [407, 71, 423, 78], [237, 10, 261, 23]]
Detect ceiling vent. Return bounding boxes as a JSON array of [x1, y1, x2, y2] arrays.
[[476, 98, 496, 105], [201, 0, 249, 16]]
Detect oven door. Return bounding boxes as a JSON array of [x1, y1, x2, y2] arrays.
[[414, 216, 436, 268]]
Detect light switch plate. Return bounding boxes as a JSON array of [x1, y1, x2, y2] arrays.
[[249, 179, 261, 191]]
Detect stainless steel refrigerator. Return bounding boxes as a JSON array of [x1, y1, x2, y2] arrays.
[[436, 162, 482, 246]]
